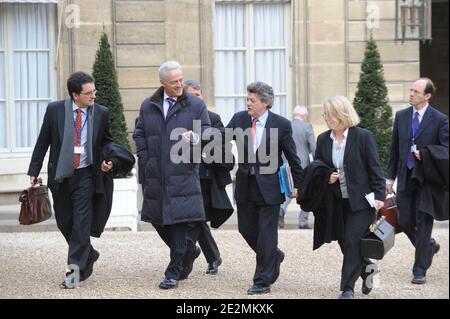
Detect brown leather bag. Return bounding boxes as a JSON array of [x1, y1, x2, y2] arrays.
[[18, 180, 52, 225], [378, 195, 401, 234]]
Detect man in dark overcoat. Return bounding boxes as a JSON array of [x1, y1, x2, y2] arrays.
[[184, 80, 234, 276], [387, 77, 449, 285], [28, 72, 114, 288], [133, 61, 211, 289]]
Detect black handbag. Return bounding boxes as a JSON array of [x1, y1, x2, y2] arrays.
[[360, 215, 395, 260]]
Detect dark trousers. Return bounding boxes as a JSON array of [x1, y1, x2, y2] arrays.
[[397, 170, 435, 276], [199, 179, 220, 263], [153, 222, 201, 280], [198, 222, 220, 263], [337, 199, 374, 292], [53, 166, 94, 277], [237, 176, 280, 286]]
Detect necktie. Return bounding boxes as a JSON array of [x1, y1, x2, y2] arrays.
[[251, 117, 259, 146], [165, 98, 175, 118], [73, 108, 82, 169], [406, 111, 420, 169]]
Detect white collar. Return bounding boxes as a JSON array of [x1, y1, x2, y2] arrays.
[[412, 104, 429, 118], [330, 128, 349, 142], [164, 92, 178, 102], [252, 110, 269, 125], [72, 101, 87, 114]]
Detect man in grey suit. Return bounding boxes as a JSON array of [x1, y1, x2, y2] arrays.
[[279, 105, 316, 229]]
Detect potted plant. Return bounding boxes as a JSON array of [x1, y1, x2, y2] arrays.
[[92, 32, 138, 232]]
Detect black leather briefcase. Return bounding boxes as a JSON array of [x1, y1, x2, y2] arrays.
[[360, 216, 395, 260]]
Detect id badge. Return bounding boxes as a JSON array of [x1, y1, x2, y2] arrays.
[[411, 144, 417, 153], [74, 146, 85, 154]]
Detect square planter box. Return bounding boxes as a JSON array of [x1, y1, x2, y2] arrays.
[[105, 169, 139, 232]]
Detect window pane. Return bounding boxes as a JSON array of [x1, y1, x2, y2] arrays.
[[0, 53, 4, 99], [14, 52, 50, 98], [272, 95, 286, 117], [214, 3, 247, 124], [215, 4, 245, 48], [215, 51, 246, 96], [255, 50, 286, 92], [0, 5, 4, 48], [0, 52, 5, 149], [12, 4, 49, 50], [11, 3, 53, 149], [216, 97, 246, 127], [0, 102, 5, 149], [15, 100, 47, 148], [254, 3, 287, 117], [254, 4, 285, 47]]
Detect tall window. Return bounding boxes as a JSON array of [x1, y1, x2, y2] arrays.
[[214, 1, 291, 125], [0, 8, 6, 150], [0, 3, 56, 152]]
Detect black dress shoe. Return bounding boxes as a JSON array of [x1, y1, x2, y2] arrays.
[[271, 249, 285, 284], [206, 257, 222, 275], [434, 242, 441, 255], [180, 246, 201, 280], [247, 284, 270, 295], [159, 278, 179, 289], [81, 249, 100, 282], [431, 242, 440, 266], [339, 290, 354, 299], [411, 275, 426, 285]]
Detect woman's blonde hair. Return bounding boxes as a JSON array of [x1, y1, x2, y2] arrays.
[[323, 95, 360, 129]]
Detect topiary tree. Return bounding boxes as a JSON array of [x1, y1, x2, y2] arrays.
[[92, 32, 131, 151], [353, 36, 393, 172]]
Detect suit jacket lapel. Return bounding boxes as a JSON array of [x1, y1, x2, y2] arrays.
[[57, 103, 65, 142], [402, 107, 413, 141], [258, 111, 271, 153], [323, 131, 334, 167], [245, 114, 254, 154], [93, 103, 100, 144], [166, 101, 181, 121], [344, 127, 356, 162], [415, 106, 434, 140]]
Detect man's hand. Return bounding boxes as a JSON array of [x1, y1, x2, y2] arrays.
[[375, 200, 384, 211], [413, 150, 421, 161], [30, 176, 38, 186], [182, 130, 199, 144], [329, 172, 340, 184], [386, 184, 394, 194], [101, 160, 113, 172], [386, 179, 395, 194]]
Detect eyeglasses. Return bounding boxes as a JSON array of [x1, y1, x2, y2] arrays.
[[80, 89, 97, 96]]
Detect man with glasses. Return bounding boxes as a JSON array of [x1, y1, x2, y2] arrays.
[[28, 71, 114, 288]]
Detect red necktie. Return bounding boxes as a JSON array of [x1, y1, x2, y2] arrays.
[[251, 117, 258, 145], [73, 108, 82, 169]]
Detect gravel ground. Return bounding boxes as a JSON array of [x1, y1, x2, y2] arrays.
[[0, 229, 448, 299]]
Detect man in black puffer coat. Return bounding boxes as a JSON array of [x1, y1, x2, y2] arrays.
[[134, 61, 211, 289]]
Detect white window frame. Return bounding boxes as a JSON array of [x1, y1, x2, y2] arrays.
[[214, 1, 292, 119], [0, 3, 57, 157]]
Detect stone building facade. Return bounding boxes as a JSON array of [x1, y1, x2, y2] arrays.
[[0, 0, 448, 205]]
